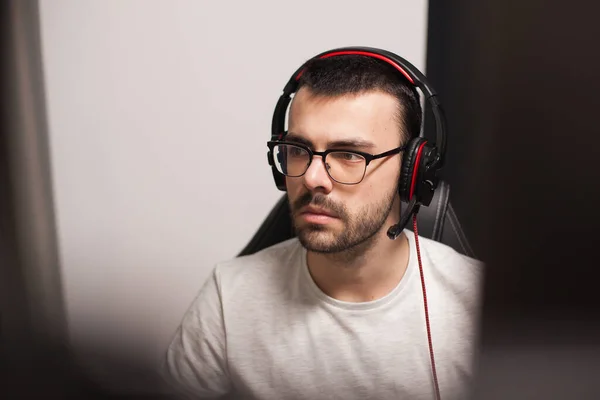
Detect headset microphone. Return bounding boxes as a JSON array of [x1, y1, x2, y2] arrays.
[[387, 197, 420, 240]]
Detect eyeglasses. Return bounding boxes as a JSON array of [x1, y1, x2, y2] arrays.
[[267, 140, 406, 185]]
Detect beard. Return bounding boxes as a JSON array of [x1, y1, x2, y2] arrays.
[[289, 186, 398, 255]]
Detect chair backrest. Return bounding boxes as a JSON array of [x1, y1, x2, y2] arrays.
[[237, 181, 476, 258]]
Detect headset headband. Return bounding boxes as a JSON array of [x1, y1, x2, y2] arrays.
[[271, 46, 447, 169]]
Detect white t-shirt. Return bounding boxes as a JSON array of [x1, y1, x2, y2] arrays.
[[162, 229, 484, 400]]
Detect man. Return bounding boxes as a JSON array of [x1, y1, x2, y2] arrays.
[[162, 52, 484, 400]]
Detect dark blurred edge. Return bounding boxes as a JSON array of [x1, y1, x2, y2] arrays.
[[425, 0, 600, 399], [0, 1, 174, 398], [1, 0, 76, 397]]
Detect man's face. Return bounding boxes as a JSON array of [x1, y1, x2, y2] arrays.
[[286, 87, 403, 254]]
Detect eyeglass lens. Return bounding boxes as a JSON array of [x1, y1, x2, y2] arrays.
[[273, 144, 366, 184]]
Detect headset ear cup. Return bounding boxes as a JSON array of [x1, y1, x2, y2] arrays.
[[272, 168, 287, 192], [399, 137, 427, 202], [268, 148, 287, 192]]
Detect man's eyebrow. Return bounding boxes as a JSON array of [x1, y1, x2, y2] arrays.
[[285, 132, 376, 150], [328, 138, 376, 150], [285, 133, 313, 147]]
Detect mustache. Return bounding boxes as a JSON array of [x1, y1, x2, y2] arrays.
[[291, 192, 347, 219]]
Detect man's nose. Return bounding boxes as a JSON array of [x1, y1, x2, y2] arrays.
[[302, 155, 333, 192]]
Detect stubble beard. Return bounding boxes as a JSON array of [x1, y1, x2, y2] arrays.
[[290, 186, 398, 260]]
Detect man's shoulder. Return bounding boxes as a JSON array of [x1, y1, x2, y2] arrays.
[[211, 237, 303, 291], [218, 237, 302, 269], [410, 232, 484, 312], [410, 231, 484, 292], [414, 231, 483, 270]]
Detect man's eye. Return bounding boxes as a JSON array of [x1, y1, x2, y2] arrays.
[[288, 147, 306, 157], [333, 152, 363, 162]]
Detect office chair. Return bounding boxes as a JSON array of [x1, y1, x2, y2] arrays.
[[238, 180, 475, 258]]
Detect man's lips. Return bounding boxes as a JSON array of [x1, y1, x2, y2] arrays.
[[300, 206, 338, 218]]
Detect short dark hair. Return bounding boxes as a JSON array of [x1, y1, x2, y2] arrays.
[[296, 54, 422, 145]]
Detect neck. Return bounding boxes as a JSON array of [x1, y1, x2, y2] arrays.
[[306, 228, 411, 303]]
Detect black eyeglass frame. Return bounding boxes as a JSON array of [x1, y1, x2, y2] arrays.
[[266, 140, 407, 185]]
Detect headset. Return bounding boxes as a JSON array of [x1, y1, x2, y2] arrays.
[[266, 47, 449, 400]]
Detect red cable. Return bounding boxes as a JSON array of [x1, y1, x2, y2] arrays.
[[413, 214, 442, 400]]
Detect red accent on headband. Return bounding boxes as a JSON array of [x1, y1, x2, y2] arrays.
[[410, 142, 427, 199], [295, 50, 415, 85]]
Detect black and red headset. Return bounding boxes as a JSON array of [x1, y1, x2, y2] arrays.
[[267, 46, 447, 214]]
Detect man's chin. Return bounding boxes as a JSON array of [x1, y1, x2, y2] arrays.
[[296, 229, 346, 254]]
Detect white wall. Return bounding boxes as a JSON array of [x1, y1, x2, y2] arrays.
[[38, 0, 429, 389]]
